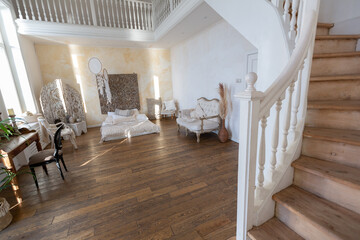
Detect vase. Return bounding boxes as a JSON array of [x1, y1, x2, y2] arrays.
[[218, 119, 229, 143], [0, 198, 12, 231]]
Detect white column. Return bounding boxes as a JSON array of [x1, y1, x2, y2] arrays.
[[236, 72, 264, 240]]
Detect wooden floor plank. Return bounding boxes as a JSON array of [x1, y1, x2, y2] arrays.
[[1, 120, 238, 239]]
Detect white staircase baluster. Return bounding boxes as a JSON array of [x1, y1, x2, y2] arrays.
[[46, 0, 53, 22], [128, 1, 133, 29], [290, 63, 305, 135], [89, 0, 97, 26], [105, 0, 111, 27], [69, 0, 75, 24], [116, 0, 123, 28], [101, 0, 107, 27], [295, 0, 304, 43], [110, 0, 116, 27], [256, 115, 268, 195], [22, 0, 29, 20], [123, 0, 129, 29], [35, 0, 42, 21], [113, 0, 120, 28], [63, 0, 69, 23], [80, 0, 86, 25], [280, 81, 295, 159], [143, 3, 148, 30], [270, 98, 283, 175], [28, 0, 35, 20], [53, 0, 59, 23], [283, 0, 290, 25], [58, 0, 65, 23], [289, 0, 300, 42], [41, 0, 47, 21], [85, 0, 91, 25], [141, 3, 145, 30], [15, 0, 23, 19], [134, 1, 139, 29], [74, 0, 81, 24]]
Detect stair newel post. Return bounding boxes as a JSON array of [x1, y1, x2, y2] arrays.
[[280, 80, 296, 163], [270, 97, 284, 179], [15, 0, 23, 19], [256, 114, 269, 199], [236, 72, 264, 240], [289, 0, 300, 42], [290, 62, 305, 139]]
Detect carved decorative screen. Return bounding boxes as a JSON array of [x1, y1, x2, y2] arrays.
[[98, 74, 140, 114]]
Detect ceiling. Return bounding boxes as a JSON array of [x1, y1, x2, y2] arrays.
[[25, 2, 222, 49]]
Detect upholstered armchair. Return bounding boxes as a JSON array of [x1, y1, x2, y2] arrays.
[[176, 97, 220, 143], [161, 100, 176, 119]]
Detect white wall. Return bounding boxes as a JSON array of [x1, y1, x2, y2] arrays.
[[171, 20, 257, 142], [318, 0, 360, 24], [205, 0, 290, 92], [18, 36, 43, 112]]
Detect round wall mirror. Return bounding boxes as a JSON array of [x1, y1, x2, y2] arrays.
[[88, 57, 102, 74]]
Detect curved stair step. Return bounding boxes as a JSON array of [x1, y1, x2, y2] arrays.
[[316, 23, 334, 36], [314, 36, 360, 54], [310, 74, 360, 82], [293, 156, 360, 214], [302, 127, 360, 168], [248, 218, 303, 240], [306, 101, 360, 130], [311, 52, 360, 76], [273, 186, 360, 240]]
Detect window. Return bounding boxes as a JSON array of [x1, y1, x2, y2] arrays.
[[0, 2, 36, 115]]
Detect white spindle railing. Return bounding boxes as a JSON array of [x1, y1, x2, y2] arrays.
[[236, 0, 320, 238], [12, 0, 157, 31]]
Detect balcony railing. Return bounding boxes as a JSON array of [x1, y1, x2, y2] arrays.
[[12, 0, 184, 31]]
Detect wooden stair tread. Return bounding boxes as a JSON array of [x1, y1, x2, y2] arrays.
[[273, 186, 360, 240], [248, 218, 304, 240], [317, 23, 334, 28], [292, 156, 360, 190], [316, 35, 360, 40], [313, 52, 360, 59], [307, 100, 360, 110], [304, 127, 360, 146], [310, 74, 360, 82]]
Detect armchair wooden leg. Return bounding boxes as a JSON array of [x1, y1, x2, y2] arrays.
[[69, 135, 78, 150], [177, 124, 180, 132], [185, 128, 188, 136], [196, 133, 200, 143]]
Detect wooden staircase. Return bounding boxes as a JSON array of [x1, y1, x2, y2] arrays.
[[248, 23, 360, 239]]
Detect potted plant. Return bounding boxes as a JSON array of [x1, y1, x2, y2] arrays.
[[218, 83, 229, 143]]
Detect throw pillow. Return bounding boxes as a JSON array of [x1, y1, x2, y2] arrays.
[[164, 100, 176, 111], [115, 109, 133, 117]]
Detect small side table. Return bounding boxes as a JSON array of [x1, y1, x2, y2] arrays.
[[68, 121, 87, 137]]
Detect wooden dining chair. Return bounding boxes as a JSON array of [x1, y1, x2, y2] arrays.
[[28, 124, 68, 188]]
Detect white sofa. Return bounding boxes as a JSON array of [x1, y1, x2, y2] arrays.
[[176, 97, 220, 143]]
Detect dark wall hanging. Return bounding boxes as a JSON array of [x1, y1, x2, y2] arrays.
[[97, 73, 141, 114]]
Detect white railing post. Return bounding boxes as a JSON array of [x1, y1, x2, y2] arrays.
[[236, 72, 264, 240], [270, 97, 284, 178], [35, 0, 42, 21], [28, 0, 35, 20], [290, 62, 305, 137], [22, 0, 29, 20], [41, 0, 47, 21], [256, 114, 269, 199], [289, 0, 300, 42], [280, 80, 295, 162], [15, 0, 23, 19]]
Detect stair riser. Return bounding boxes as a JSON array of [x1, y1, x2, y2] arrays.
[[314, 39, 357, 54], [306, 109, 360, 130], [308, 80, 360, 101], [316, 27, 329, 36], [302, 138, 360, 168], [276, 204, 339, 240], [294, 169, 360, 214], [311, 56, 360, 76]]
